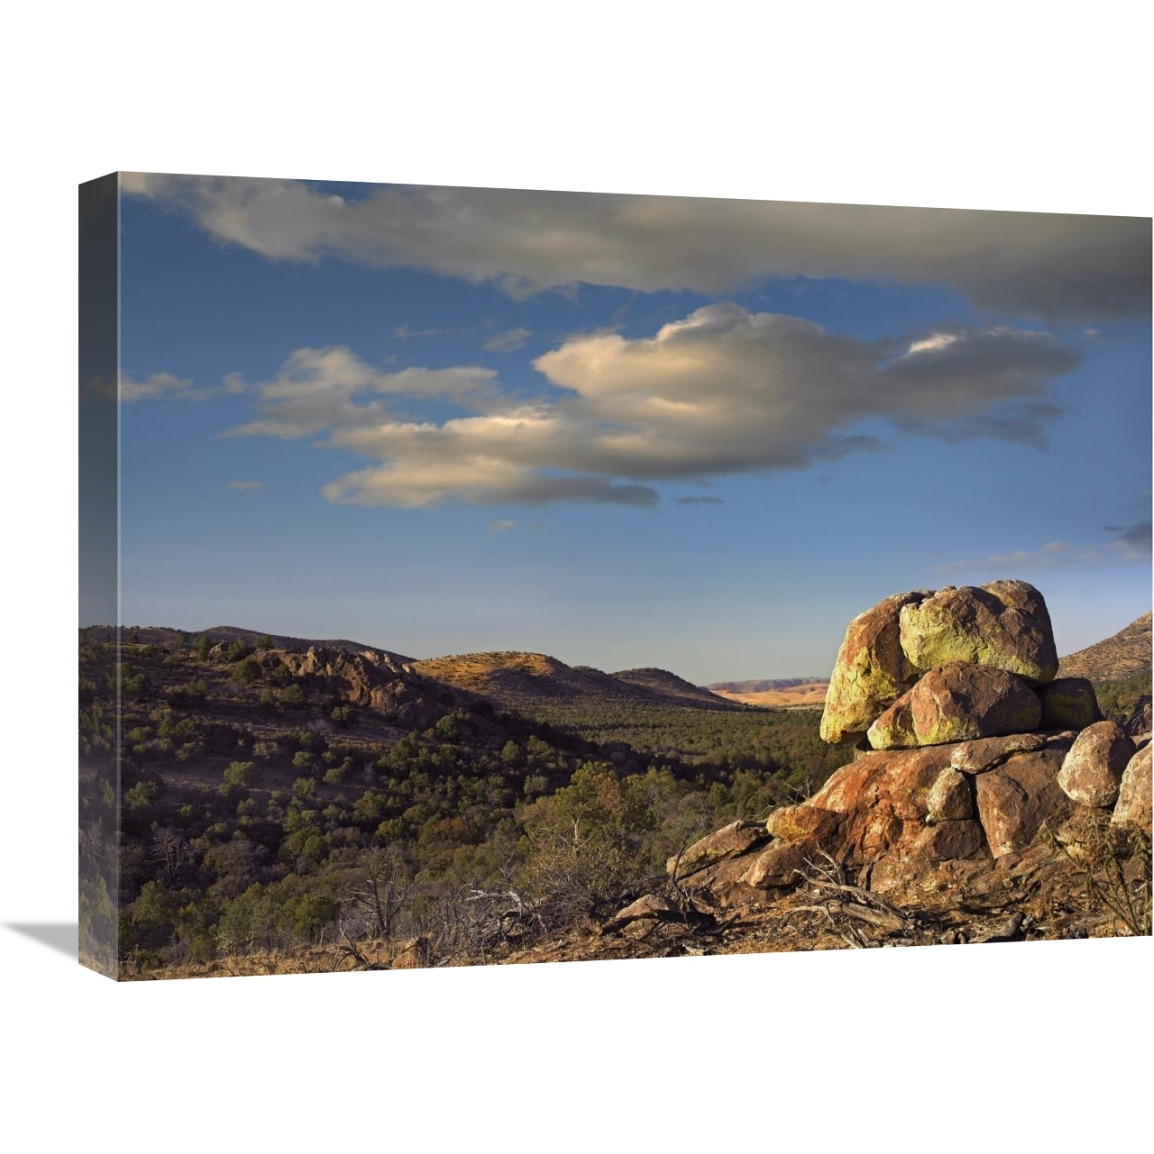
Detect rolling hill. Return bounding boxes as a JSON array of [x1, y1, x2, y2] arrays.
[[1057, 612, 1152, 682], [410, 651, 743, 713]]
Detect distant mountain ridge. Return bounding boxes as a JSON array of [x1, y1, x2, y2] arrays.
[[106, 624, 417, 666], [1057, 612, 1152, 682], [411, 651, 744, 713], [611, 667, 739, 707], [709, 677, 826, 693]]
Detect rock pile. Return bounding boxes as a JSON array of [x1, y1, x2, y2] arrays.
[[667, 581, 1152, 910], [820, 580, 1066, 747]]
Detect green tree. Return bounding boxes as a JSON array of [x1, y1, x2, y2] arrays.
[[232, 657, 263, 683], [223, 761, 254, 788]]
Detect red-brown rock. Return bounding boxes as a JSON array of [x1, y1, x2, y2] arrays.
[[925, 767, 974, 822], [949, 732, 1047, 774], [975, 746, 1071, 857], [667, 819, 769, 879]]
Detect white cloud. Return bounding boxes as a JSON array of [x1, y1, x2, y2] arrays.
[[225, 346, 499, 439], [119, 371, 217, 402], [227, 480, 264, 492], [122, 174, 1151, 321], [487, 519, 518, 532], [940, 527, 1151, 572], [223, 305, 1081, 509], [483, 328, 531, 352]]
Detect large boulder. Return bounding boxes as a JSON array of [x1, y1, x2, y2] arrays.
[[1037, 678, 1101, 731], [820, 590, 930, 744], [898, 581, 1058, 685], [1056, 721, 1135, 808], [867, 663, 1042, 749], [974, 745, 1071, 856], [1111, 744, 1152, 832]]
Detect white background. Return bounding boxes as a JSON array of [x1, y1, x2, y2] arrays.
[[1, 3, 1150, 1148]]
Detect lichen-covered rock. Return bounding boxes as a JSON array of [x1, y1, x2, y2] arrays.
[[820, 590, 930, 744], [975, 746, 1071, 857], [1057, 721, 1135, 808], [898, 581, 1058, 685], [950, 732, 1047, 774], [765, 804, 841, 843], [867, 663, 1042, 749], [667, 819, 769, 879], [1111, 744, 1152, 832], [1037, 678, 1101, 731], [925, 767, 974, 823]]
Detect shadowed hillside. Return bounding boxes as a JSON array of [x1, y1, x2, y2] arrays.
[[115, 624, 415, 665]]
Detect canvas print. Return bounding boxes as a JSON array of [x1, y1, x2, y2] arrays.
[[79, 173, 1152, 980]]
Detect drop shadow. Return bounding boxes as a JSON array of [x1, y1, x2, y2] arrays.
[[6, 923, 78, 958]]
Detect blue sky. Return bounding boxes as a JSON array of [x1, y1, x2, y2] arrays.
[[112, 175, 1151, 682]]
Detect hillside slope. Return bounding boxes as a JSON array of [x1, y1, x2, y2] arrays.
[[412, 651, 745, 714], [712, 682, 830, 709], [1058, 612, 1152, 681], [611, 667, 737, 708], [112, 624, 416, 665]]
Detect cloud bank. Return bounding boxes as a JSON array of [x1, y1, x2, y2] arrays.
[[121, 174, 1151, 322], [224, 305, 1081, 509]]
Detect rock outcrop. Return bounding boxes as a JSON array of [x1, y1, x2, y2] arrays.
[[281, 646, 449, 727], [821, 581, 1061, 748], [669, 581, 1149, 915]]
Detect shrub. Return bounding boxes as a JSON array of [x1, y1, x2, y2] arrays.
[[232, 658, 263, 683]]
